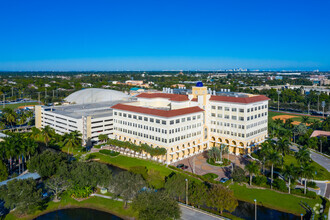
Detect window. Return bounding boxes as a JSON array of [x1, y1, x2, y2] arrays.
[[128, 114, 132, 118], [232, 116, 237, 120], [239, 108, 244, 113], [170, 120, 174, 125], [187, 117, 191, 121], [218, 114, 222, 118], [114, 112, 117, 115], [138, 116, 142, 120], [123, 113, 127, 117], [211, 106, 216, 110], [176, 119, 180, 123], [156, 119, 160, 124], [211, 113, 216, 117], [133, 115, 137, 119], [218, 106, 222, 110], [182, 118, 186, 122], [150, 118, 154, 122], [225, 107, 230, 111], [232, 108, 237, 112], [239, 117, 244, 121], [162, 120, 166, 125], [144, 117, 148, 121], [225, 115, 229, 119]]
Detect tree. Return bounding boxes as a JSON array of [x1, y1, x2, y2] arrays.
[[206, 184, 238, 214], [40, 125, 55, 147], [63, 130, 82, 153], [132, 191, 181, 220], [232, 166, 246, 183], [164, 173, 186, 201], [110, 171, 146, 207], [98, 134, 108, 143], [2, 108, 17, 128], [0, 179, 44, 214], [276, 137, 290, 167], [245, 161, 259, 186], [259, 140, 272, 174], [0, 160, 8, 181], [300, 163, 315, 195], [301, 116, 310, 124], [208, 146, 221, 162], [46, 175, 71, 202], [188, 181, 208, 208], [282, 163, 297, 194], [295, 146, 311, 165], [267, 150, 281, 189]]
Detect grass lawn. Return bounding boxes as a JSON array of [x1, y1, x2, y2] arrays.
[[281, 154, 330, 181], [0, 102, 40, 110], [202, 173, 219, 181], [5, 195, 136, 220], [230, 183, 324, 216], [268, 111, 322, 123]]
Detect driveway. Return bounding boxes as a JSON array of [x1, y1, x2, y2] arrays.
[[171, 152, 250, 180], [180, 204, 225, 220]]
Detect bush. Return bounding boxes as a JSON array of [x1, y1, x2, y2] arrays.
[[232, 166, 246, 183], [291, 188, 317, 199], [307, 181, 317, 188], [129, 166, 148, 179], [207, 158, 231, 167], [253, 175, 268, 186], [273, 179, 287, 192], [99, 149, 120, 156], [203, 173, 219, 181], [251, 152, 260, 160]]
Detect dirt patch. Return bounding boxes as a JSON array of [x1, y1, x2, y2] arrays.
[[272, 115, 298, 123]]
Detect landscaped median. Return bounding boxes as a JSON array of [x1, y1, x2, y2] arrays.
[[4, 195, 137, 220], [230, 183, 328, 216]]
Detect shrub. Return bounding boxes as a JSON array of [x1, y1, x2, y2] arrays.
[[307, 181, 317, 188], [232, 166, 246, 183], [273, 179, 287, 192], [129, 166, 148, 179], [251, 152, 259, 160], [203, 173, 219, 181], [291, 188, 317, 199], [207, 158, 231, 167], [99, 149, 120, 156], [253, 175, 268, 186]]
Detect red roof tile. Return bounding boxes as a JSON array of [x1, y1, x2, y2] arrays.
[[310, 130, 330, 137], [136, 93, 189, 102], [209, 95, 270, 104], [112, 104, 204, 117]]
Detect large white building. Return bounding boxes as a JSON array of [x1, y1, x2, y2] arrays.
[[35, 84, 269, 164]]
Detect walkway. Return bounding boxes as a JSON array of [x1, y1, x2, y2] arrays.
[[171, 152, 249, 180]]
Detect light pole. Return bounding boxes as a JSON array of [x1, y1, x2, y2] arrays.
[[185, 179, 188, 205], [254, 199, 257, 220], [320, 138, 322, 153], [277, 91, 281, 111], [317, 92, 321, 112], [300, 213, 303, 220], [322, 101, 325, 118]]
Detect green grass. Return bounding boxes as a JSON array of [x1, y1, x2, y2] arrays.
[[0, 102, 40, 110], [5, 195, 136, 220], [268, 111, 322, 123], [230, 183, 324, 216], [202, 173, 219, 181], [281, 154, 330, 181]]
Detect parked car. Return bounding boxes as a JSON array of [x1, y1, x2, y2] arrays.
[[176, 164, 188, 170], [220, 177, 229, 183]]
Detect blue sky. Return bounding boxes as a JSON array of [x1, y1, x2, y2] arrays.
[[0, 0, 329, 71]]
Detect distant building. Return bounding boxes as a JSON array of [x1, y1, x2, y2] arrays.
[[171, 84, 186, 89], [125, 80, 144, 86]]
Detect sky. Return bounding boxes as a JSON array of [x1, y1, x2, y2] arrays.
[[0, 0, 329, 71]]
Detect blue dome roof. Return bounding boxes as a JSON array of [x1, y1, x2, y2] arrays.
[[196, 82, 204, 87]]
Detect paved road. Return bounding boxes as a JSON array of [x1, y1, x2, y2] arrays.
[[180, 204, 225, 220], [290, 143, 330, 171]]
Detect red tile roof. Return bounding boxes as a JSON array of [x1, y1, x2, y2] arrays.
[[310, 130, 330, 137], [210, 95, 270, 104], [136, 93, 189, 102], [112, 104, 204, 117]]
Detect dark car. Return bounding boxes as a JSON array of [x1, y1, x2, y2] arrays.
[[176, 164, 188, 170]]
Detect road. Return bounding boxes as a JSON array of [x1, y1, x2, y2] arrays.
[[180, 204, 225, 220]]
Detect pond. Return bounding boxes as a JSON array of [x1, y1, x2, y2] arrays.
[[35, 208, 122, 220], [231, 200, 301, 220]]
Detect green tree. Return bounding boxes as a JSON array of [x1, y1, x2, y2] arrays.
[[267, 150, 281, 189], [98, 134, 108, 143], [188, 181, 208, 208], [277, 137, 290, 167], [110, 171, 146, 207], [245, 161, 259, 186], [301, 116, 310, 124], [132, 191, 181, 220], [0, 160, 8, 181], [208, 146, 221, 162], [63, 130, 82, 153], [282, 163, 298, 194], [164, 173, 186, 201], [46, 175, 71, 202], [232, 166, 246, 183], [206, 184, 238, 214], [300, 163, 315, 195], [295, 146, 311, 165], [0, 179, 44, 214], [40, 125, 55, 147]]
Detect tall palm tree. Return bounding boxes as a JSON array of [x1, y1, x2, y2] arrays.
[[295, 146, 310, 165], [301, 116, 309, 124], [41, 125, 55, 147], [259, 140, 272, 174], [25, 138, 38, 160], [283, 163, 297, 194], [245, 161, 260, 185], [63, 131, 82, 154], [274, 118, 283, 130], [284, 118, 293, 129], [300, 163, 315, 194], [267, 150, 281, 189], [3, 108, 17, 129], [277, 137, 290, 167]]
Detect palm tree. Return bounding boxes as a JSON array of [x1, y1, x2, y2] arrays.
[[300, 163, 315, 194], [2, 108, 17, 129], [274, 118, 283, 130], [284, 118, 293, 129], [41, 126, 55, 147], [267, 150, 281, 189], [245, 161, 260, 185], [295, 146, 310, 165], [283, 163, 297, 194], [29, 127, 42, 140], [259, 140, 272, 174], [63, 131, 82, 154], [301, 116, 309, 124], [277, 137, 290, 167], [98, 134, 108, 143]]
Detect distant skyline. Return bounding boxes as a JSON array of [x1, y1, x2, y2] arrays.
[[0, 0, 329, 71]]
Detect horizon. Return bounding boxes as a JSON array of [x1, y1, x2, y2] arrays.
[[1, 0, 330, 71]]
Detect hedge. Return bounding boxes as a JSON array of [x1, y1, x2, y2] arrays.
[[99, 149, 120, 157]]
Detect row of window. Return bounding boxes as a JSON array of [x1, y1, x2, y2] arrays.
[[246, 119, 268, 129], [114, 111, 202, 125], [211, 104, 268, 112], [210, 111, 267, 121], [210, 121, 245, 129], [246, 127, 267, 138], [210, 128, 245, 138]]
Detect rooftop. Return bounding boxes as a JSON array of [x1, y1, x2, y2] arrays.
[[112, 103, 204, 118], [310, 130, 330, 138], [136, 93, 189, 102], [209, 95, 270, 104]]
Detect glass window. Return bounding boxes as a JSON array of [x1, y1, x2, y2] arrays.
[[239, 108, 244, 113], [232, 108, 237, 112]]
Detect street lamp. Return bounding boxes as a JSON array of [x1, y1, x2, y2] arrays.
[[185, 179, 188, 205], [322, 101, 325, 118], [277, 91, 281, 111], [254, 199, 257, 220], [300, 213, 303, 220]]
